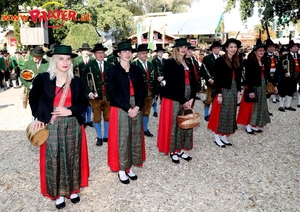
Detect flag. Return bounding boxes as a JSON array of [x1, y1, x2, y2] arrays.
[[147, 20, 154, 50], [137, 23, 142, 45]]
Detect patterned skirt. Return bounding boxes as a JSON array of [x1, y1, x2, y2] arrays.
[[208, 79, 238, 135], [237, 78, 271, 127], [157, 85, 193, 154], [40, 116, 89, 199], [108, 96, 146, 172]]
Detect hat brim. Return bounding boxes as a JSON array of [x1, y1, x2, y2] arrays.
[[136, 48, 150, 52], [222, 40, 242, 51], [80, 48, 91, 51], [91, 48, 108, 52], [31, 53, 45, 57], [47, 52, 78, 58], [114, 48, 135, 56]]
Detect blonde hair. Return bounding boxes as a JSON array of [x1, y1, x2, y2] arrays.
[[170, 47, 186, 64], [47, 55, 74, 80]]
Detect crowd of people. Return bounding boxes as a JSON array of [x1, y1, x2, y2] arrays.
[[1, 36, 300, 209]]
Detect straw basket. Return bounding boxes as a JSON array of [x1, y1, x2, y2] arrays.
[[177, 109, 200, 130], [26, 122, 49, 147]]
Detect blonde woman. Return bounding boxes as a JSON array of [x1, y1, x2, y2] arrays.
[[157, 38, 197, 163], [29, 45, 89, 209]]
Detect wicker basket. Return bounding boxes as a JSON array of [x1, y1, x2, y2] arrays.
[[177, 109, 200, 129]]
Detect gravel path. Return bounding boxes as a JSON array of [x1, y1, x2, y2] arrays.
[[0, 87, 299, 212]]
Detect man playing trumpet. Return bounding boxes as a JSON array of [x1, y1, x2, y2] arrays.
[[83, 43, 112, 146]]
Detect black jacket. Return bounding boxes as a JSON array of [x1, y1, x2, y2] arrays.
[[162, 58, 197, 104], [244, 57, 266, 93], [214, 56, 242, 94], [107, 63, 145, 112], [29, 72, 89, 125]]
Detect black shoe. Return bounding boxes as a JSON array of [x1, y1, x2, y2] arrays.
[[272, 100, 277, 103], [126, 172, 138, 180], [268, 112, 273, 116], [153, 112, 158, 117], [251, 129, 263, 133], [195, 96, 201, 100], [96, 138, 103, 146], [220, 139, 232, 146], [204, 115, 210, 121], [285, 106, 296, 111], [144, 129, 154, 137], [297, 105, 300, 108], [170, 153, 180, 164], [70, 195, 80, 204], [214, 141, 226, 148], [278, 107, 285, 112], [177, 152, 192, 161], [103, 137, 108, 142], [86, 122, 93, 127], [245, 129, 255, 134], [118, 174, 130, 184], [56, 201, 66, 210]]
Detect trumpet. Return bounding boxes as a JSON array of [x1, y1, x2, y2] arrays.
[[23, 87, 28, 109], [87, 67, 98, 98], [282, 58, 290, 76]]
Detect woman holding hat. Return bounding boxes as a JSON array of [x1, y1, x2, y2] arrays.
[[107, 41, 146, 184], [157, 38, 197, 163], [237, 39, 271, 134], [207, 38, 242, 147], [29, 45, 89, 209]]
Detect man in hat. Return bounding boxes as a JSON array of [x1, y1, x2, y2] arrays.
[[12, 49, 25, 88], [263, 38, 279, 114], [133, 43, 159, 137], [106, 44, 120, 65], [1, 50, 16, 90], [186, 43, 201, 100], [20, 46, 49, 106], [200, 40, 222, 121], [82, 43, 112, 146], [151, 45, 166, 117], [0, 54, 6, 89], [73, 43, 94, 127], [278, 40, 300, 111]]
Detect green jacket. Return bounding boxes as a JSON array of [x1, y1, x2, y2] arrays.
[[106, 54, 119, 65], [132, 60, 158, 98], [0, 57, 6, 71], [73, 55, 94, 78], [20, 57, 49, 90], [200, 53, 217, 85], [151, 57, 166, 76], [82, 59, 112, 101], [12, 55, 25, 70]]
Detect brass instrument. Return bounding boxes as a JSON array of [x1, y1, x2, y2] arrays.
[[282, 58, 290, 76], [87, 67, 98, 98]]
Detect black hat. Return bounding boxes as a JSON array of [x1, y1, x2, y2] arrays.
[[91, 43, 108, 52], [279, 45, 289, 54], [154, 45, 165, 52], [288, 40, 298, 48], [173, 38, 189, 48], [2, 50, 8, 54], [187, 43, 195, 50], [222, 38, 242, 51], [113, 41, 134, 56], [15, 49, 21, 54], [210, 41, 222, 50], [31, 46, 45, 57], [79, 43, 91, 50], [253, 38, 265, 50], [264, 38, 277, 48], [136, 44, 150, 52], [46, 43, 60, 56], [48, 45, 78, 58]]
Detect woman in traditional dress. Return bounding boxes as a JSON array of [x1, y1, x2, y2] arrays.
[[237, 39, 271, 133], [156, 38, 197, 163], [29, 45, 89, 209], [107, 41, 146, 184], [207, 38, 242, 147]]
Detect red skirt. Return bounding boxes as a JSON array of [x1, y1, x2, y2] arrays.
[[207, 97, 220, 133], [157, 98, 174, 154], [40, 125, 89, 199], [236, 93, 254, 125], [108, 106, 146, 172]]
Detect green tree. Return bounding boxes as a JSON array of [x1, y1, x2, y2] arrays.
[[225, 0, 300, 26], [137, 0, 195, 13], [63, 23, 99, 50]]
